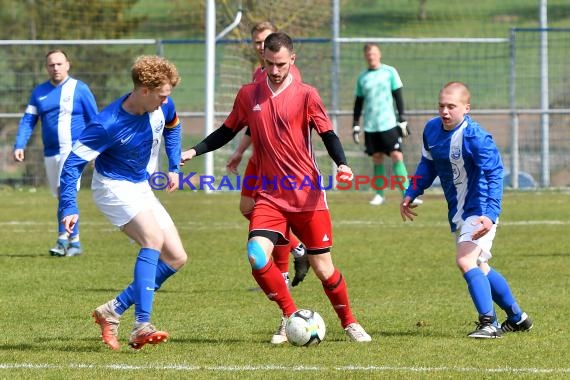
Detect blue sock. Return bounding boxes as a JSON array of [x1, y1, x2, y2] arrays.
[[463, 268, 494, 318], [486, 268, 522, 321], [154, 259, 177, 291], [133, 248, 160, 323], [115, 259, 177, 316]]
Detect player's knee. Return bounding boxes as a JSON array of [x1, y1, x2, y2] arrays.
[[141, 234, 164, 250], [247, 240, 268, 270], [170, 250, 187, 269]]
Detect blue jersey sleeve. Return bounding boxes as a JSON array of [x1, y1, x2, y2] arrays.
[[59, 122, 109, 217], [162, 99, 181, 173], [163, 125, 181, 173], [58, 152, 89, 218], [14, 93, 40, 149], [405, 131, 438, 199], [77, 81, 99, 123], [468, 133, 503, 223]]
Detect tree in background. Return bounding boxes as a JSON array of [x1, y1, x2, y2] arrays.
[[0, 0, 145, 110], [418, 0, 427, 20], [213, 0, 334, 71], [0, 0, 144, 185]]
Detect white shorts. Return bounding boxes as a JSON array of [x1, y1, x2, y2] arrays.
[[454, 215, 498, 264], [91, 169, 173, 229], [44, 153, 80, 197]]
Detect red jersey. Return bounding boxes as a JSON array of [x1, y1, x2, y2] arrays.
[[252, 64, 302, 83], [224, 77, 333, 212]]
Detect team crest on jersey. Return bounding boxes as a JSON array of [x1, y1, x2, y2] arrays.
[[63, 95, 72, 103], [450, 146, 461, 160], [451, 163, 461, 182]]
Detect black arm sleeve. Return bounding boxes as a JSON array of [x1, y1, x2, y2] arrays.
[[352, 96, 364, 126], [392, 87, 405, 121], [192, 124, 238, 156], [320, 130, 347, 166]]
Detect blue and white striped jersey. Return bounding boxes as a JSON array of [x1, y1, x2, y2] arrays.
[[14, 77, 98, 157], [59, 94, 181, 217], [405, 115, 503, 232]]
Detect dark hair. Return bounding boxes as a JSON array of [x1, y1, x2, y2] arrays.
[[264, 32, 293, 54]]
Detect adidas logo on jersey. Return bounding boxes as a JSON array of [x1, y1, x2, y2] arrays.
[[252, 104, 261, 112]]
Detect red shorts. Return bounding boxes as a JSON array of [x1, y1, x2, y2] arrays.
[[241, 158, 256, 198], [250, 202, 333, 251]]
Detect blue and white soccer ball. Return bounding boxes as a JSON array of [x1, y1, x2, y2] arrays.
[[285, 309, 326, 346]]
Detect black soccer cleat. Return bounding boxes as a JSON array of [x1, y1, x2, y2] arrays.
[[291, 248, 310, 287], [467, 315, 502, 339], [501, 312, 533, 333]]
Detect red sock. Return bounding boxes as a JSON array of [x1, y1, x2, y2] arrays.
[[287, 230, 300, 251], [322, 269, 356, 328], [272, 245, 289, 273], [252, 261, 297, 317]]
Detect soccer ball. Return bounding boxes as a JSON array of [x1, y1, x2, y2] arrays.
[[285, 309, 326, 346]]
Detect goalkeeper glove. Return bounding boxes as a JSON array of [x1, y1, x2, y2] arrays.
[[398, 120, 411, 137], [352, 125, 361, 144]]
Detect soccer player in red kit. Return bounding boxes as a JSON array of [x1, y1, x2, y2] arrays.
[[226, 22, 309, 330], [182, 32, 371, 343]]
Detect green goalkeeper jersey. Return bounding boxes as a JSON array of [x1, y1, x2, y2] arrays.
[[355, 63, 403, 132]]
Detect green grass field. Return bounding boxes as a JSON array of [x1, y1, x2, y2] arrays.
[[1, 188, 569, 379]]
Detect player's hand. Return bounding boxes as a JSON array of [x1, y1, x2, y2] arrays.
[[352, 125, 361, 144], [398, 120, 411, 137], [471, 216, 493, 240], [13, 149, 25, 162], [337, 164, 354, 181], [180, 149, 196, 165], [400, 196, 418, 221], [166, 172, 179, 193], [61, 214, 79, 235], [226, 151, 243, 175]]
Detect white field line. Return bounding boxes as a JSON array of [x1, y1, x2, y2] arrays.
[[1, 363, 570, 374], [1, 219, 569, 228]]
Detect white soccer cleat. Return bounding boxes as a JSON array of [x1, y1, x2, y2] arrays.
[[369, 194, 385, 206], [344, 323, 372, 342], [270, 317, 288, 344]]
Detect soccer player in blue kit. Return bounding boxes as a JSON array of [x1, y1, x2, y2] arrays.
[[401, 81, 533, 339], [59, 55, 187, 350], [13, 50, 98, 257]]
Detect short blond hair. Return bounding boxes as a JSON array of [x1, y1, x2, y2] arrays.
[[441, 81, 471, 104], [251, 21, 277, 37], [131, 55, 180, 90]]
